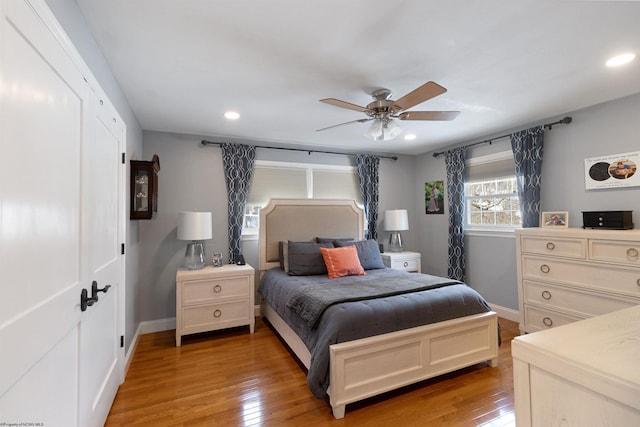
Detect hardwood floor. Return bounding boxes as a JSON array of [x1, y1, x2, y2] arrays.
[[106, 317, 519, 426]]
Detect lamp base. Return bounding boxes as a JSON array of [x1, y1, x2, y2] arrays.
[[388, 231, 404, 252], [184, 241, 205, 270]]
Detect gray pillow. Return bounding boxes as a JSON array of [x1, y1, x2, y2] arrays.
[[316, 237, 354, 244], [334, 239, 386, 270], [287, 241, 333, 276]]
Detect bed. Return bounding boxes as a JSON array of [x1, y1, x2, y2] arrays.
[[258, 199, 499, 419]]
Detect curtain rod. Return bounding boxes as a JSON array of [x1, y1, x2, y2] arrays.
[[432, 116, 572, 158], [200, 140, 398, 161]]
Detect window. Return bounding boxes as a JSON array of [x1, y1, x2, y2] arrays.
[[241, 160, 361, 238], [464, 151, 521, 230]]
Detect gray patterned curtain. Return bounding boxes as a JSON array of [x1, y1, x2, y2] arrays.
[[221, 143, 256, 263], [445, 148, 466, 281], [355, 154, 380, 240], [511, 126, 544, 228]]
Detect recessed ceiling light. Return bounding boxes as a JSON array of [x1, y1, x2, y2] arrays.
[[606, 53, 636, 67], [224, 111, 240, 120], [404, 134, 417, 141]]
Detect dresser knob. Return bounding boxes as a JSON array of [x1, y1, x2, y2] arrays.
[[542, 317, 553, 327], [403, 261, 409, 268], [540, 264, 550, 274], [627, 248, 639, 258], [213, 309, 222, 318], [541, 290, 552, 300], [546, 242, 555, 250], [213, 284, 222, 293]]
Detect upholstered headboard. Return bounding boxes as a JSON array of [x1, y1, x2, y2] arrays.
[[259, 199, 364, 272]]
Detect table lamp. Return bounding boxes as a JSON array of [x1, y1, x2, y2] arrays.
[[384, 209, 409, 252], [177, 211, 212, 270]]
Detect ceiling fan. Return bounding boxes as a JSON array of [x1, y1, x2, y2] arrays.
[[317, 81, 460, 141]]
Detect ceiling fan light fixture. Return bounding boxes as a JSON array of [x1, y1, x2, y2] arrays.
[[366, 118, 402, 141]]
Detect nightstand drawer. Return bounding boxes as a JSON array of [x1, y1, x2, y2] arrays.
[[182, 276, 250, 305], [182, 300, 250, 331], [388, 258, 419, 272], [381, 251, 421, 273]]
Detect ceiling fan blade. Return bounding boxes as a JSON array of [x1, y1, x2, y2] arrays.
[[320, 98, 370, 113], [391, 81, 447, 112], [316, 118, 372, 132], [397, 111, 460, 121]]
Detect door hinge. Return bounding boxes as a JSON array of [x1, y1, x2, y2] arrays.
[[121, 152, 126, 164], [121, 243, 125, 255], [120, 335, 124, 348]]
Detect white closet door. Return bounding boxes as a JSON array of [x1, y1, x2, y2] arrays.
[[0, 0, 87, 425], [0, 1, 124, 425], [78, 89, 124, 427]]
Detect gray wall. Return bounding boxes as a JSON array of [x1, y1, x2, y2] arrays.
[[45, 0, 144, 351], [139, 131, 417, 322], [416, 92, 640, 313]]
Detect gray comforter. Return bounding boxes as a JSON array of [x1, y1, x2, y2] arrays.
[[258, 268, 496, 399]]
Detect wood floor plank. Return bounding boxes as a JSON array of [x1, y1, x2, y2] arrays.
[[106, 317, 519, 426]]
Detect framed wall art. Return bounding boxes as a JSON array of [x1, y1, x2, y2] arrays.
[[584, 151, 639, 189], [425, 181, 444, 214], [541, 211, 568, 228]]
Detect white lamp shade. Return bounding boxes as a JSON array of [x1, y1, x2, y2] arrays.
[[177, 211, 213, 240], [384, 209, 409, 231]]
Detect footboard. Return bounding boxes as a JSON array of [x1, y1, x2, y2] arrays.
[[328, 311, 499, 419]]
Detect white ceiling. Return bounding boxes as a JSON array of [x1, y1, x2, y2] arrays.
[[76, 0, 640, 155]]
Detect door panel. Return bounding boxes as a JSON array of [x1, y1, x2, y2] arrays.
[[0, 1, 124, 425], [78, 91, 124, 427], [0, 1, 85, 418]]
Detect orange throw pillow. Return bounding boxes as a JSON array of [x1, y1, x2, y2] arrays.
[[320, 245, 366, 279]]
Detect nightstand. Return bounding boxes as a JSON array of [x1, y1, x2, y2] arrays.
[[381, 251, 422, 273], [176, 264, 255, 346]]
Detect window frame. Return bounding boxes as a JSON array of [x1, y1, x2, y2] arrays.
[[464, 151, 521, 237], [241, 160, 361, 240]]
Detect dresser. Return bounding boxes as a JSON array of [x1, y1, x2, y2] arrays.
[[515, 227, 640, 334], [381, 251, 422, 273], [512, 305, 640, 426], [176, 264, 255, 346]]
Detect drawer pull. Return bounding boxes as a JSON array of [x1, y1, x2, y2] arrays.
[[403, 261, 409, 268], [213, 309, 222, 318], [540, 264, 550, 274], [637, 278, 640, 287], [213, 284, 222, 293], [546, 242, 555, 250], [627, 248, 639, 258], [541, 290, 552, 300], [542, 317, 553, 327]]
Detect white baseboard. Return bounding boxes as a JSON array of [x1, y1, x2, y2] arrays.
[[139, 317, 176, 334], [488, 303, 520, 323]]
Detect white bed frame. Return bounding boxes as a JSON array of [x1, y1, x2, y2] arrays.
[[259, 199, 499, 419]]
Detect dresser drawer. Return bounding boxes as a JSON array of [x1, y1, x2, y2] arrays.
[[181, 300, 250, 331], [589, 239, 640, 266], [519, 235, 586, 259], [182, 276, 250, 305], [522, 280, 635, 318], [523, 305, 583, 332], [521, 255, 640, 298]]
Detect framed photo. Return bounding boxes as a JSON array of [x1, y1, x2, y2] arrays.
[[584, 151, 639, 189], [541, 211, 568, 228], [425, 180, 444, 215]]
